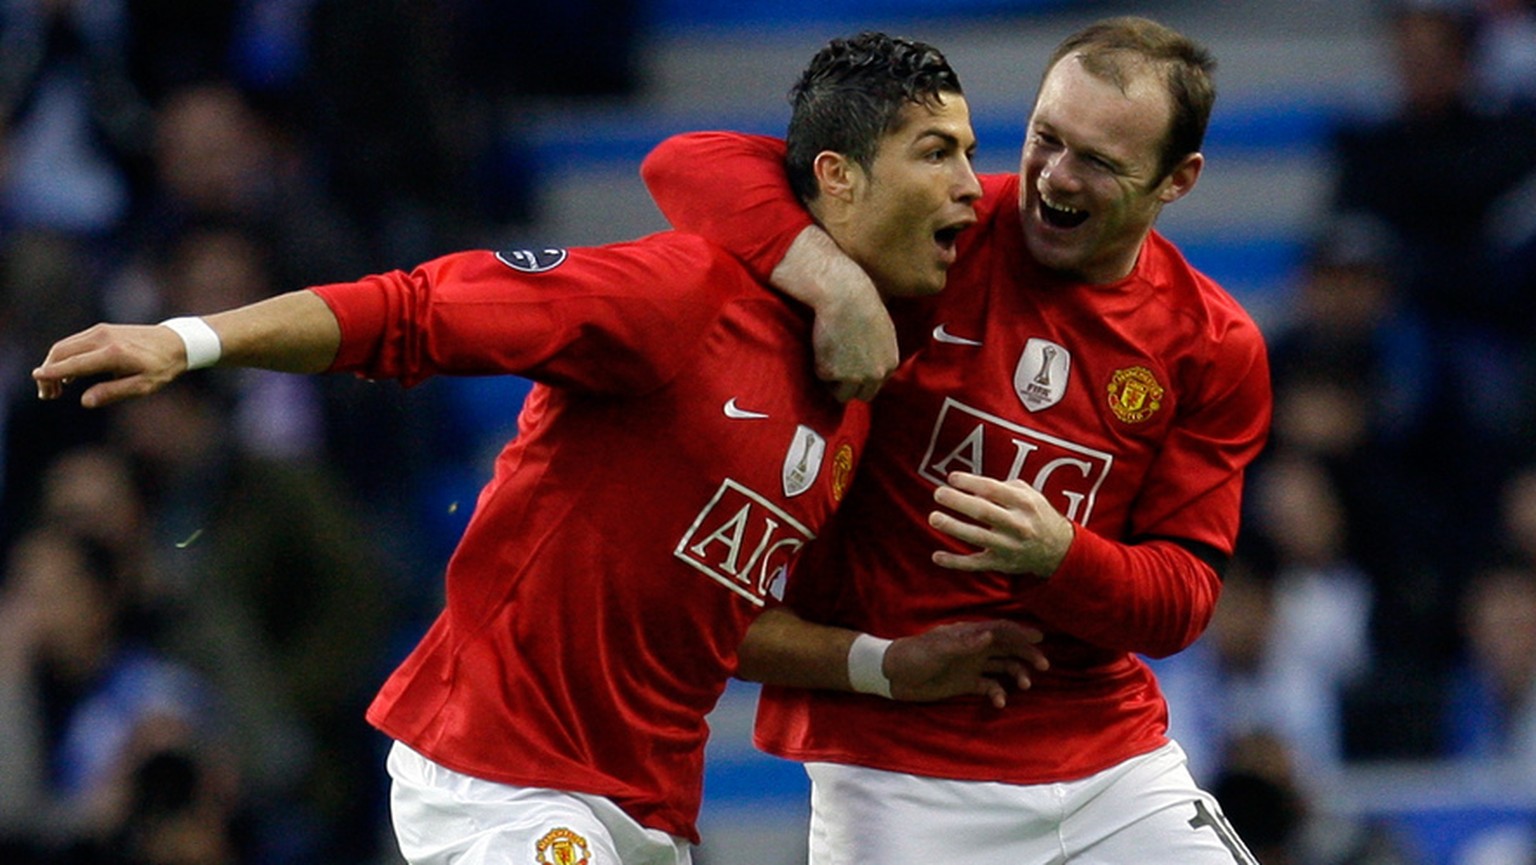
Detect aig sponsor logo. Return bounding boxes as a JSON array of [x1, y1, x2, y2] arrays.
[[919, 398, 1112, 522], [675, 479, 815, 606]]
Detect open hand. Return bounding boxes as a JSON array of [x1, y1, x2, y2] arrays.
[[929, 472, 1074, 578], [885, 619, 1050, 708], [33, 323, 187, 408]]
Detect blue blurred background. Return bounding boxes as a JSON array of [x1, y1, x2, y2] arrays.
[[2, 1, 1535, 864]]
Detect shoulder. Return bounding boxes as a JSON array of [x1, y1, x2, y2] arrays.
[[570, 231, 746, 281], [950, 173, 1023, 263], [1138, 234, 1271, 407], [528, 232, 763, 310], [1141, 232, 1265, 349], [976, 173, 1019, 224]]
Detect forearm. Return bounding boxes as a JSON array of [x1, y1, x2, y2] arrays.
[[771, 226, 878, 313], [1029, 530, 1223, 658], [641, 132, 811, 280], [33, 289, 342, 408], [642, 133, 876, 321], [737, 606, 860, 691], [204, 289, 341, 373], [642, 132, 895, 397], [738, 606, 1049, 706]]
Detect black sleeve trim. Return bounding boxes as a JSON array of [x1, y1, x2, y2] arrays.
[[1137, 535, 1231, 581]]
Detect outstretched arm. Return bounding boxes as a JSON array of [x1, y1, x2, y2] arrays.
[[33, 290, 339, 408], [642, 132, 896, 400], [737, 606, 1048, 709]]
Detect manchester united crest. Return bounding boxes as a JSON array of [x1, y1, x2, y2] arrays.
[[535, 827, 591, 865], [830, 443, 855, 502], [1106, 366, 1164, 423]]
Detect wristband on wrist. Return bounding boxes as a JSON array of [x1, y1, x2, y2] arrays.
[[160, 316, 222, 370], [846, 632, 894, 698]]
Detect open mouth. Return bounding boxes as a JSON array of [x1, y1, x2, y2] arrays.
[[1039, 194, 1089, 229], [933, 214, 976, 253]]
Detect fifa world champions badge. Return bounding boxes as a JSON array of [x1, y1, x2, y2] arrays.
[[782, 425, 827, 498], [1014, 337, 1070, 412], [535, 827, 591, 865]]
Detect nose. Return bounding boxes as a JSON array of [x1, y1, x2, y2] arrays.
[[955, 155, 982, 203], [1038, 151, 1081, 193]]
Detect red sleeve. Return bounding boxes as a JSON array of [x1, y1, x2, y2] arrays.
[[1027, 531, 1221, 658], [1130, 304, 1273, 550], [1030, 277, 1271, 658], [640, 132, 813, 282], [1026, 264, 1277, 657], [310, 235, 736, 392]]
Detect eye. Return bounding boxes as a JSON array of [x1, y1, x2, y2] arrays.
[[1032, 131, 1063, 151]]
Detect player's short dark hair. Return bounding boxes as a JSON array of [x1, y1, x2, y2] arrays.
[[1047, 16, 1217, 184], [785, 32, 963, 203]]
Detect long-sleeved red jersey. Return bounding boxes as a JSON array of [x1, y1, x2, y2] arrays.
[[314, 234, 869, 841], [643, 133, 1272, 784]]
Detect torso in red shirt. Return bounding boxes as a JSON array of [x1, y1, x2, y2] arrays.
[[753, 172, 1271, 783], [312, 234, 869, 841]]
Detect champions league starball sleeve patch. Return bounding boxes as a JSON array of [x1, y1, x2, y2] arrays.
[[496, 247, 568, 273]]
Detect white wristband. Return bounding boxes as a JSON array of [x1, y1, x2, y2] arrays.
[[160, 316, 222, 370], [847, 633, 894, 698]]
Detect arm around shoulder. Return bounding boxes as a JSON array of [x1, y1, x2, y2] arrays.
[[642, 132, 897, 399], [774, 227, 896, 400], [641, 132, 816, 283]]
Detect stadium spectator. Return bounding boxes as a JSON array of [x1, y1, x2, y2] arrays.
[[106, 376, 396, 864], [1444, 564, 1536, 773], [0, 523, 218, 861], [1326, 0, 1536, 551], [0, 0, 153, 236]]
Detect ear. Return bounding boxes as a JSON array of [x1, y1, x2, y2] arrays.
[[1157, 151, 1203, 204], [813, 150, 861, 202]]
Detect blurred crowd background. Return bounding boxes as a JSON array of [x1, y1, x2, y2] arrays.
[[1, 1, 1534, 864]]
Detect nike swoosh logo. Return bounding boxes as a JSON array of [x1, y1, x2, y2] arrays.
[[723, 398, 769, 420], [932, 324, 983, 346]]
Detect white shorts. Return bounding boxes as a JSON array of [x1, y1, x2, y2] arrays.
[[385, 741, 693, 865], [804, 742, 1257, 865]]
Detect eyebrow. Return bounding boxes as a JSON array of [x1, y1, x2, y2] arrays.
[[1032, 120, 1126, 173], [913, 129, 975, 151]]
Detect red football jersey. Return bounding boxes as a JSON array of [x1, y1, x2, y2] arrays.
[[312, 234, 869, 841], [642, 135, 1273, 784]]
